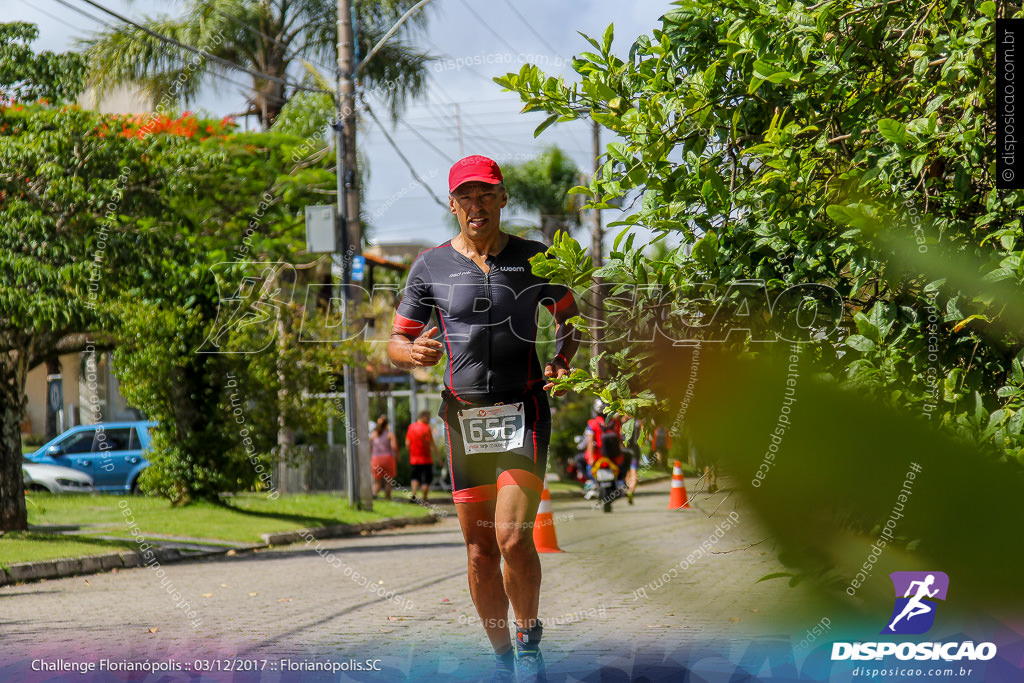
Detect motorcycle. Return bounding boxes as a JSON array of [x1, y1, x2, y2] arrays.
[[590, 456, 624, 513], [567, 435, 590, 485]]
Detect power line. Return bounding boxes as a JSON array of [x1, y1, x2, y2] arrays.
[[368, 128, 589, 158], [500, 0, 561, 56], [423, 36, 496, 85], [397, 119, 455, 163], [424, 84, 511, 157], [43, 0, 288, 109], [403, 118, 557, 132], [44, 0, 114, 30], [362, 99, 448, 209], [355, 0, 438, 78], [201, 0, 336, 76], [64, 0, 331, 96], [421, 83, 602, 156], [455, 0, 521, 56], [23, 0, 94, 34], [361, 89, 455, 162]]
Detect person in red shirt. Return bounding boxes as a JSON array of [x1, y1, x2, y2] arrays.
[[405, 410, 435, 504], [584, 400, 624, 471]]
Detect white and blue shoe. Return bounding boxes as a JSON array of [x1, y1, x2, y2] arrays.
[[515, 622, 547, 683]]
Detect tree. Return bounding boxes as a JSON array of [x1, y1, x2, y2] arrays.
[[0, 99, 357, 521], [0, 22, 87, 105], [84, 0, 434, 128], [496, 1, 1024, 608], [0, 104, 217, 529], [107, 120, 346, 503], [500, 0, 1017, 452], [501, 146, 583, 245]]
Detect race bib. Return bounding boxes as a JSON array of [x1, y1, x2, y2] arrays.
[[458, 402, 526, 454]]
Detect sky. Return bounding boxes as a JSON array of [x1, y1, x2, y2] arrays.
[[5, 0, 674, 249]]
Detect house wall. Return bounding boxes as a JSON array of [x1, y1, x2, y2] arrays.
[[23, 353, 80, 438], [22, 351, 138, 439]]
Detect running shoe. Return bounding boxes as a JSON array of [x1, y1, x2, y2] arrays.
[[515, 622, 546, 683], [491, 648, 516, 682], [515, 649, 546, 683]]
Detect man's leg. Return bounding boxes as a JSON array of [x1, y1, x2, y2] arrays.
[[494, 481, 546, 681], [410, 478, 420, 501], [454, 500, 512, 654], [493, 483, 542, 630], [421, 464, 433, 502]]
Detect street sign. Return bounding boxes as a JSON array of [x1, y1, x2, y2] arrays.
[[46, 374, 63, 413], [351, 255, 365, 282], [45, 374, 64, 437], [305, 205, 336, 253]]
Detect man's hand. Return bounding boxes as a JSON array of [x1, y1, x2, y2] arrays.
[[543, 356, 571, 396], [409, 326, 444, 366]]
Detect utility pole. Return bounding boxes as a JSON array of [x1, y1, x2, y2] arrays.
[[590, 120, 606, 378], [333, 0, 436, 508], [338, 0, 372, 510]]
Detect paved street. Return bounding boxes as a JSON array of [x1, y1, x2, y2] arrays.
[[0, 478, 823, 680]]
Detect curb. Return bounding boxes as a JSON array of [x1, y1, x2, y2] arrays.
[[260, 514, 438, 545], [0, 514, 439, 587], [1, 547, 193, 585]]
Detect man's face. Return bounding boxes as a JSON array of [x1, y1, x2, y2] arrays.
[[449, 181, 507, 239]]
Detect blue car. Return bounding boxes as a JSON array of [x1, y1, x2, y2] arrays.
[[27, 421, 154, 493]]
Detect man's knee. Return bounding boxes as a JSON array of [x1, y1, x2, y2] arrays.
[[466, 538, 502, 573], [496, 526, 535, 561]]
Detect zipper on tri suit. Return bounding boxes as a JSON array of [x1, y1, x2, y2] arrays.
[[484, 268, 492, 394]]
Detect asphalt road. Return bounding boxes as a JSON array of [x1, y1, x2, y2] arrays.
[[0, 478, 824, 681]]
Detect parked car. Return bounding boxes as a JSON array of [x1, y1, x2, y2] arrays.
[[22, 457, 95, 494], [26, 421, 154, 493]]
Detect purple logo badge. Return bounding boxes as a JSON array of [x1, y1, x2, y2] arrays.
[[881, 571, 949, 635]]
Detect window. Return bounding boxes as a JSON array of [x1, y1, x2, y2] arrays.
[[92, 428, 132, 452], [60, 430, 97, 454]]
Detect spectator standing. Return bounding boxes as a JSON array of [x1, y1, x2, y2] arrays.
[[370, 415, 398, 501], [406, 410, 435, 504]]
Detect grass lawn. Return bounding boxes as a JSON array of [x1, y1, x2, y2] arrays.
[[546, 479, 583, 494], [638, 466, 675, 481], [0, 533, 138, 569], [23, 493, 433, 546], [545, 462, 674, 492]]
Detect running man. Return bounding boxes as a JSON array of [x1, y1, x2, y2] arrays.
[[888, 574, 939, 631], [388, 155, 579, 682]]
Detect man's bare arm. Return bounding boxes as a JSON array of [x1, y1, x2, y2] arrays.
[[388, 326, 444, 370], [543, 298, 581, 393]]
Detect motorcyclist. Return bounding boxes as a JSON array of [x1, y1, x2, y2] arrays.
[[584, 400, 626, 496]]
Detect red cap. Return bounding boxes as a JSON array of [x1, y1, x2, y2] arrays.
[[448, 155, 503, 193]]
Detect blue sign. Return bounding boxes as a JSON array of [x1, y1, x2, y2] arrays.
[[351, 255, 365, 282]]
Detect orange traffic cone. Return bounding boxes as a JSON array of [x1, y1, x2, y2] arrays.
[[533, 480, 563, 553], [667, 460, 691, 510]]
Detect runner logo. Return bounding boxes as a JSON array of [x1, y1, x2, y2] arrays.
[[833, 570, 995, 662], [882, 571, 949, 635]]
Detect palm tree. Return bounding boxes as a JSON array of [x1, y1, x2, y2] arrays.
[[501, 147, 583, 245], [84, 0, 433, 129]]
